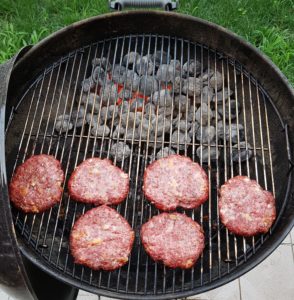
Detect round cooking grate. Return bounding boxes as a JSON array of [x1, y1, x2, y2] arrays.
[[5, 33, 291, 299]]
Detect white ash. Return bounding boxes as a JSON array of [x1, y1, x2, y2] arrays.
[[172, 115, 181, 127], [173, 76, 184, 94], [56, 114, 71, 121], [99, 107, 110, 123], [171, 131, 191, 150], [98, 105, 118, 123], [174, 94, 190, 113], [136, 55, 154, 76], [71, 106, 86, 119], [212, 88, 233, 103], [55, 119, 73, 133], [90, 123, 110, 137], [139, 129, 149, 140], [125, 70, 140, 91], [173, 112, 185, 122], [85, 112, 93, 124], [123, 52, 140, 69], [195, 103, 213, 126], [186, 109, 197, 122], [112, 126, 126, 138], [86, 93, 101, 113], [72, 118, 84, 128], [139, 75, 159, 96], [188, 122, 200, 138], [99, 83, 118, 105], [152, 50, 169, 67], [196, 144, 220, 163], [196, 125, 216, 143], [209, 71, 223, 91], [196, 86, 215, 104], [142, 117, 153, 132], [156, 64, 180, 82], [112, 65, 127, 84], [152, 116, 171, 135], [201, 70, 214, 82], [156, 64, 169, 82], [170, 59, 181, 72], [92, 66, 108, 85], [156, 147, 176, 160], [144, 103, 156, 117], [80, 94, 87, 105], [182, 77, 201, 96], [232, 142, 253, 162], [110, 142, 131, 162], [124, 128, 140, 140], [151, 89, 173, 107], [158, 106, 173, 117], [135, 112, 143, 127], [85, 113, 101, 126], [211, 110, 222, 121], [183, 59, 201, 76], [92, 57, 112, 72], [217, 99, 241, 120], [188, 105, 210, 122], [121, 112, 142, 128], [178, 120, 192, 132], [217, 122, 244, 144], [107, 105, 119, 121], [81, 77, 94, 93]]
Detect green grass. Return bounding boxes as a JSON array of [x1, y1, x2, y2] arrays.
[[0, 0, 293, 84]]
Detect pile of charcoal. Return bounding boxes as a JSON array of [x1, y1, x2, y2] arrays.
[[54, 50, 252, 163]]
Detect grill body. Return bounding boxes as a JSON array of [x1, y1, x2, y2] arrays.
[[1, 11, 294, 300]]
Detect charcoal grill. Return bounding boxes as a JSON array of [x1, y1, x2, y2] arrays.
[[0, 10, 294, 300]]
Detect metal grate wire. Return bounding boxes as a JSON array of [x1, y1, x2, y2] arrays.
[[5, 34, 286, 299]]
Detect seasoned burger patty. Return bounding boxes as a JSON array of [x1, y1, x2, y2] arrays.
[[9, 154, 64, 213], [143, 155, 209, 211], [70, 205, 135, 271], [141, 213, 205, 269], [219, 176, 276, 236], [68, 158, 129, 205]]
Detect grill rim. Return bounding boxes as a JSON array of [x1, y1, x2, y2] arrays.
[[2, 10, 294, 300]]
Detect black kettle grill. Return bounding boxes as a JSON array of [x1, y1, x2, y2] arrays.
[[0, 3, 293, 300]]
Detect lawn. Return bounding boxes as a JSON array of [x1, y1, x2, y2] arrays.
[[0, 0, 293, 85]]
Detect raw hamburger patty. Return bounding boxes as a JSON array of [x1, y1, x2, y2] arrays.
[[70, 205, 135, 271], [9, 154, 64, 213], [68, 158, 129, 205], [143, 155, 209, 211], [141, 212, 205, 269], [219, 176, 276, 236]]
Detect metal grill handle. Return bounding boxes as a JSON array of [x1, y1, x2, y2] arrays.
[[109, 0, 178, 11]]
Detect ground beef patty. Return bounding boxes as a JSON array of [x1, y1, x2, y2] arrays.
[[70, 205, 135, 271], [219, 176, 276, 236], [141, 213, 205, 269], [9, 154, 64, 213], [143, 155, 209, 211], [68, 158, 129, 205]]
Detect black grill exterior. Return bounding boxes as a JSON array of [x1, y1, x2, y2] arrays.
[[1, 11, 293, 300]]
